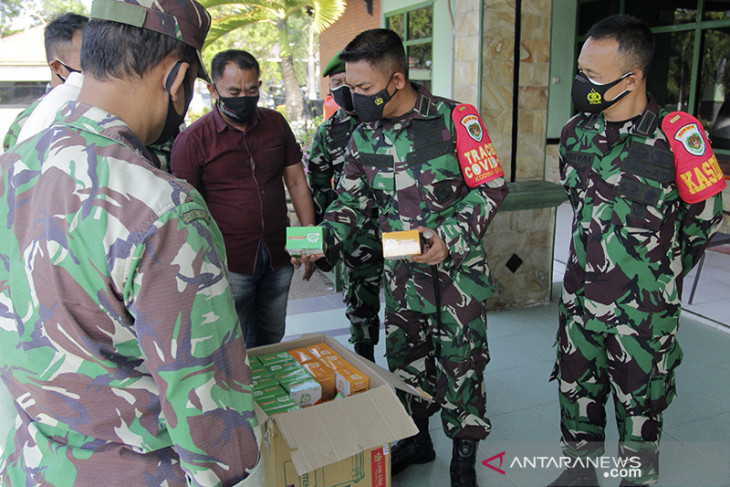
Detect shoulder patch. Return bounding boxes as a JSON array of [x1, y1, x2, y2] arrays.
[[181, 208, 211, 225], [662, 111, 726, 203], [451, 103, 504, 188]]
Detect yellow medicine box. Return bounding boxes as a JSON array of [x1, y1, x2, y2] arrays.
[[382, 230, 422, 260]]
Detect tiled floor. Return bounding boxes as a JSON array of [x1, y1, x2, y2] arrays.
[[1, 202, 728, 486]]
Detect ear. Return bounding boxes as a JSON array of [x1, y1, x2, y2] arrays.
[[207, 82, 218, 102], [393, 72, 407, 90], [163, 60, 190, 102], [626, 72, 643, 90], [48, 59, 64, 79]]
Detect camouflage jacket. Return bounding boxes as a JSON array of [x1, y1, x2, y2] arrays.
[[559, 97, 724, 336], [322, 85, 509, 313], [0, 102, 259, 486], [307, 107, 360, 222], [2, 97, 43, 152]]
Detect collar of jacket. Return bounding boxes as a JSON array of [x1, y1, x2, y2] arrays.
[[58, 100, 154, 162], [580, 95, 662, 138], [362, 82, 441, 133], [334, 106, 358, 124]]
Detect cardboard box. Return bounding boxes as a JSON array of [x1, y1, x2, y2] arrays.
[[248, 334, 430, 487], [285, 227, 324, 256], [382, 230, 422, 260]]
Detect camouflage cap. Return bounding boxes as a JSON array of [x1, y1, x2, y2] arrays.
[[322, 51, 346, 78], [90, 0, 211, 82]]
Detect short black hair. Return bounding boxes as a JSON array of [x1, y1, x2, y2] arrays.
[[340, 28, 407, 77], [44, 13, 88, 61], [586, 14, 654, 75], [81, 20, 197, 81], [211, 50, 260, 82]]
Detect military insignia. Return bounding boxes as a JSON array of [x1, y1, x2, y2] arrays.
[[461, 114, 483, 142], [181, 209, 210, 225], [374, 96, 385, 106], [662, 111, 726, 203], [673, 122, 705, 156], [452, 103, 504, 188], [587, 88, 602, 105]]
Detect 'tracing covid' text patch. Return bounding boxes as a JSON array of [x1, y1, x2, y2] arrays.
[[452, 103, 504, 188]]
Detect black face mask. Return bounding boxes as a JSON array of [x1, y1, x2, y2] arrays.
[[153, 61, 193, 146], [331, 84, 354, 113], [570, 71, 633, 113], [218, 94, 259, 124], [351, 73, 398, 122]]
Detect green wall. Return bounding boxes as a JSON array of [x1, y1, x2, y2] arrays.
[[547, 0, 578, 138]]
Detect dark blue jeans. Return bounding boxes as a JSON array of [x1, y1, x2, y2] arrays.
[[228, 244, 293, 348]]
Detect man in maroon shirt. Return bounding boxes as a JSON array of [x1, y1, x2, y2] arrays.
[[171, 49, 315, 347]]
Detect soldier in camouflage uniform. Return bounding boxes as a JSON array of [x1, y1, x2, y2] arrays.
[[307, 51, 383, 362], [2, 13, 87, 152], [0, 0, 262, 485], [549, 15, 725, 487], [315, 29, 508, 487], [2, 99, 40, 152]]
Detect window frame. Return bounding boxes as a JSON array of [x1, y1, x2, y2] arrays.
[[384, 1, 434, 88]]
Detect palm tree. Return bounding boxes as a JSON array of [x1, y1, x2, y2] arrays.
[[199, 0, 346, 121]]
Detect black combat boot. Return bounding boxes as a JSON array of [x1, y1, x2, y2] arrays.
[[546, 465, 599, 486], [391, 417, 435, 475], [354, 342, 375, 362], [450, 438, 479, 487]]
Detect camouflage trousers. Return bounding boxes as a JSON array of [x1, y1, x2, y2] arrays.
[[385, 297, 491, 440], [551, 315, 683, 484], [342, 220, 383, 345]]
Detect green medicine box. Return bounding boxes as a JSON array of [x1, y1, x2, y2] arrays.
[[285, 227, 324, 256]]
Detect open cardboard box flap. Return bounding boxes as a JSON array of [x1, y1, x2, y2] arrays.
[[249, 333, 432, 476], [273, 385, 415, 475]]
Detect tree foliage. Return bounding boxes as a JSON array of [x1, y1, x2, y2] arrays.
[[198, 0, 346, 121], [1, 0, 88, 37]]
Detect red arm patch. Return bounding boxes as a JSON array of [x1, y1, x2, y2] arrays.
[[662, 111, 726, 203], [451, 103, 504, 188]]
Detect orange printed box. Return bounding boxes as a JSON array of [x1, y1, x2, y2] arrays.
[[335, 364, 370, 396], [382, 230, 422, 260], [288, 347, 317, 364], [307, 343, 338, 360], [319, 354, 350, 371]]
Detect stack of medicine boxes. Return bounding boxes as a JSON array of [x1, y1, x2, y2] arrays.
[[251, 343, 370, 415]]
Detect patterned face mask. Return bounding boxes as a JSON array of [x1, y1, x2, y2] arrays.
[[218, 94, 259, 124], [571, 71, 633, 113], [351, 73, 398, 122]]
